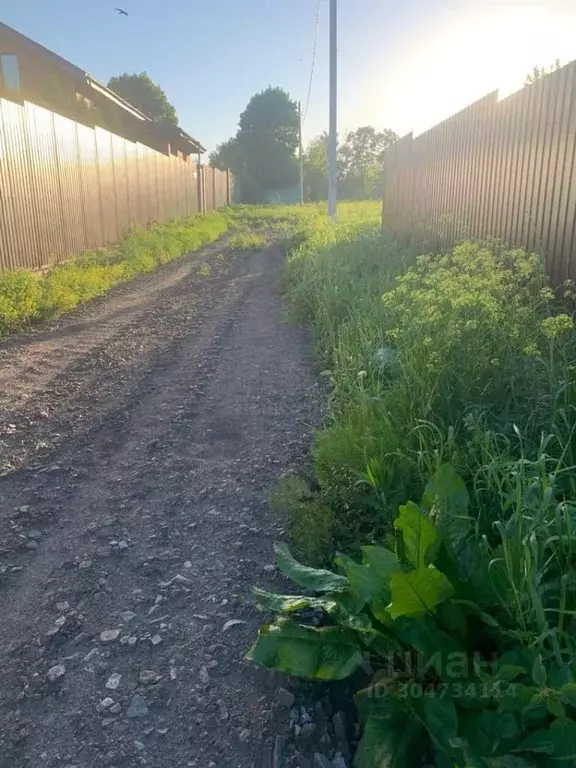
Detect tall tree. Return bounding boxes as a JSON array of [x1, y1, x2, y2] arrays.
[[107, 72, 178, 124], [237, 87, 299, 196], [211, 87, 299, 202]]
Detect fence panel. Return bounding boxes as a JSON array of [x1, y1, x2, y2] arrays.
[[382, 60, 576, 282], [0, 98, 232, 271], [0, 99, 35, 269], [557, 67, 576, 280]]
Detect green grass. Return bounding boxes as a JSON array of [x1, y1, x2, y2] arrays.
[[281, 217, 576, 563], [0, 211, 234, 337], [227, 231, 267, 250]]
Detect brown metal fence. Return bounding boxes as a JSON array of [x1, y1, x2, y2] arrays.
[[382, 60, 576, 283], [0, 97, 232, 271]]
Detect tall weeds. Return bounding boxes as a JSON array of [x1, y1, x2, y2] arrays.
[[282, 225, 576, 561]]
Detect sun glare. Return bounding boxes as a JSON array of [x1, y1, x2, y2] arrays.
[[376, 3, 576, 138]]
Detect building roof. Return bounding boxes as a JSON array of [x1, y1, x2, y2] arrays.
[[0, 22, 205, 154]]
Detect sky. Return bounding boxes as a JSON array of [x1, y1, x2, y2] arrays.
[[2, 0, 576, 154]]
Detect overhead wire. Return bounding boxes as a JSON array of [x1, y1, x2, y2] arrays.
[[302, 0, 323, 125]]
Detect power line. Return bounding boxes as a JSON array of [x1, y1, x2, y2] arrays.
[[302, 0, 322, 125]]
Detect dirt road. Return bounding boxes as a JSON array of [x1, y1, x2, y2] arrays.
[[0, 237, 322, 768]]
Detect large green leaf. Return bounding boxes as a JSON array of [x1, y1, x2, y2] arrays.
[[394, 502, 441, 568], [484, 757, 537, 767], [252, 586, 338, 614], [545, 719, 576, 760], [513, 719, 576, 761], [392, 614, 464, 660], [513, 728, 554, 756], [464, 709, 521, 755], [437, 601, 468, 639], [388, 566, 454, 619], [422, 463, 470, 517], [252, 585, 372, 630], [423, 465, 473, 572], [354, 713, 425, 767], [361, 546, 402, 578], [246, 617, 363, 680], [355, 684, 407, 722], [274, 543, 348, 592], [424, 695, 458, 756], [497, 684, 540, 716], [336, 554, 389, 605], [336, 546, 401, 609], [561, 682, 576, 707]]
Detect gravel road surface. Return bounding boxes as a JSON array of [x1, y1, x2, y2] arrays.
[[0, 237, 324, 768]]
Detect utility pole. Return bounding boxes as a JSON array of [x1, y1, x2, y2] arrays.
[[298, 101, 304, 206], [328, 0, 338, 220]]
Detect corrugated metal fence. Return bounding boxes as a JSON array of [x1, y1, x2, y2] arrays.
[[382, 60, 576, 283], [0, 97, 232, 271]]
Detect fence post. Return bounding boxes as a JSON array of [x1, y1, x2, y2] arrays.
[[196, 162, 203, 215], [202, 166, 207, 214], [226, 169, 231, 206]]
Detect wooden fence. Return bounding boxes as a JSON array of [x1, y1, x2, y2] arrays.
[[382, 60, 576, 283], [0, 97, 232, 271]]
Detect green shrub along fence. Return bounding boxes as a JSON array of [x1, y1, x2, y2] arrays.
[[249, 206, 576, 768], [0, 212, 231, 336]]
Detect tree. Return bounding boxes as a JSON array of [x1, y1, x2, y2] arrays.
[[210, 137, 244, 172], [338, 126, 399, 199], [303, 132, 328, 201], [211, 87, 299, 202], [301, 125, 398, 202], [525, 59, 562, 85], [210, 137, 259, 203], [107, 72, 178, 124], [237, 87, 299, 196]]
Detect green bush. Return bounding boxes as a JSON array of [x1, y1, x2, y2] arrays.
[[281, 233, 576, 556], [249, 462, 576, 767], [0, 271, 41, 334]]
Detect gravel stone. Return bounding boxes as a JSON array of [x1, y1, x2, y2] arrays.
[[139, 670, 160, 685], [277, 687, 296, 708], [46, 664, 66, 682], [126, 694, 149, 719], [105, 673, 122, 690]]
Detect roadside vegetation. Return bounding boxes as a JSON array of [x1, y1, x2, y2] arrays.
[[249, 205, 576, 767], [0, 212, 232, 337]]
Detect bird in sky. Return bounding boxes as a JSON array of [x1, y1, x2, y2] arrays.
[[115, 7, 129, 15]]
